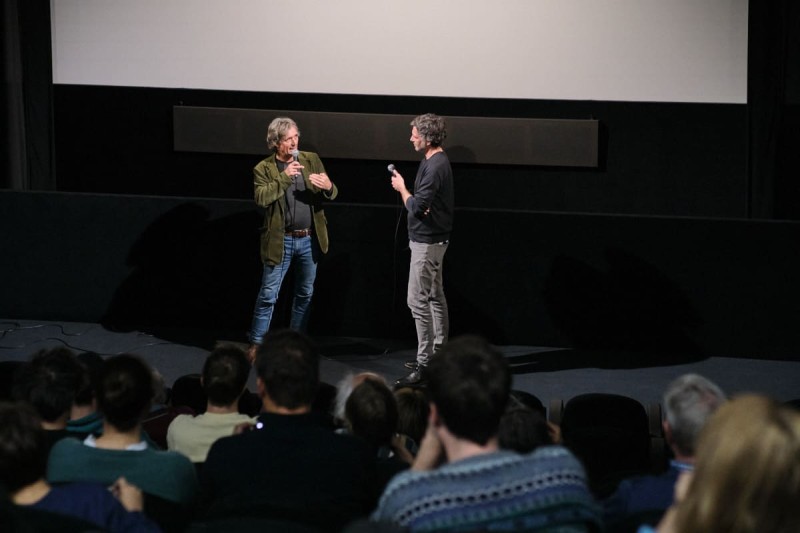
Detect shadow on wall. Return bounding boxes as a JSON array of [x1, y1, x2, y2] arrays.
[[542, 247, 705, 363], [447, 278, 508, 345], [101, 203, 263, 348], [309, 207, 399, 339]]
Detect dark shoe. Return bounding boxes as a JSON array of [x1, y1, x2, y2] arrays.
[[403, 360, 417, 370], [395, 366, 427, 387]]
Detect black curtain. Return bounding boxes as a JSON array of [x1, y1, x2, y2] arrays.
[[1, 0, 54, 190], [748, 0, 800, 220], [4, 0, 798, 219]]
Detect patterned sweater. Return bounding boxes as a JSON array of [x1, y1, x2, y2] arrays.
[[372, 445, 600, 532]]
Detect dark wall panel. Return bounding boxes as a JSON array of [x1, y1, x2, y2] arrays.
[[174, 106, 599, 167], [2, 191, 799, 361], [53, 85, 747, 218]]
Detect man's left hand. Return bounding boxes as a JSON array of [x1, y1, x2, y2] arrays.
[[310, 172, 333, 192]]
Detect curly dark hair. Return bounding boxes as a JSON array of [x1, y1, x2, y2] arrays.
[[410, 113, 447, 147]]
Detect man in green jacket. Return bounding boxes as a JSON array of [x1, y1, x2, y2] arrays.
[[247, 117, 338, 361]]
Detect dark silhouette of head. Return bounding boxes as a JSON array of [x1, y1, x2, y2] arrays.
[[203, 344, 250, 407], [345, 377, 398, 449], [427, 335, 511, 445], [255, 329, 319, 410], [0, 401, 47, 493], [12, 347, 83, 423], [96, 354, 154, 432]]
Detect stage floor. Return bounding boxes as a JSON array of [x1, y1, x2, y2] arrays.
[[2, 318, 799, 408]]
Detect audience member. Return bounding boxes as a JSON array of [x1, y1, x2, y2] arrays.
[[647, 394, 800, 533], [344, 377, 412, 508], [12, 347, 84, 453], [0, 495, 100, 533], [65, 351, 105, 439], [508, 389, 546, 416], [498, 405, 551, 454], [371, 335, 601, 532], [603, 373, 726, 531], [167, 344, 256, 463], [0, 401, 160, 532], [197, 329, 376, 532], [47, 354, 198, 506], [142, 368, 195, 450], [171, 374, 207, 415], [334, 372, 386, 426], [393, 386, 429, 456]]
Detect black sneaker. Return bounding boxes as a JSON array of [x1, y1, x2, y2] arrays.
[[395, 365, 427, 387]]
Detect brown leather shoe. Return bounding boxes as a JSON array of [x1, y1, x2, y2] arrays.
[[246, 344, 259, 365]]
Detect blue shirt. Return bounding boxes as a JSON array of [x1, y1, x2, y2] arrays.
[[33, 482, 160, 532]]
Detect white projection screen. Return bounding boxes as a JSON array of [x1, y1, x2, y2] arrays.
[[50, 0, 748, 104]]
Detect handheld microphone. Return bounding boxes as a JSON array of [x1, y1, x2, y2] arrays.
[[387, 164, 396, 174], [291, 149, 300, 162]]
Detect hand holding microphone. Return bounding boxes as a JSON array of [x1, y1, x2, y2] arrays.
[[288, 149, 303, 177], [388, 163, 407, 194]]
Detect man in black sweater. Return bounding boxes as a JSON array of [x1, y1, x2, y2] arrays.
[[390, 113, 455, 387], [198, 329, 375, 531]]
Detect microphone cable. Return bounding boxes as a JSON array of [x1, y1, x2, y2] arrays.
[[390, 165, 408, 341]]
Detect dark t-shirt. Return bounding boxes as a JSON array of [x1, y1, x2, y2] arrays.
[[277, 160, 313, 231]]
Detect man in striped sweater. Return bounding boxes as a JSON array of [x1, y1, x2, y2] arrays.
[[372, 335, 601, 532]]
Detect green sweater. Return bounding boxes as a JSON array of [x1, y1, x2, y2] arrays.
[[47, 437, 198, 504]]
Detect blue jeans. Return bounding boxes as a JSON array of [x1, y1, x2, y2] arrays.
[[408, 240, 449, 366], [249, 235, 319, 345]]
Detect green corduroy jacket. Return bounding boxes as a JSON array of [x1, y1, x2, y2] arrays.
[[253, 150, 338, 265]]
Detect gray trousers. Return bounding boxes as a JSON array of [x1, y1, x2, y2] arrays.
[[408, 240, 450, 366]]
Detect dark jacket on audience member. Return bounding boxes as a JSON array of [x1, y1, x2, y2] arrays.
[[198, 411, 376, 531], [602, 461, 686, 527]]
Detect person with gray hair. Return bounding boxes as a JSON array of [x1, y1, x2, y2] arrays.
[[603, 373, 726, 531], [333, 372, 388, 426], [389, 113, 455, 386], [662, 373, 726, 459], [247, 116, 338, 362]]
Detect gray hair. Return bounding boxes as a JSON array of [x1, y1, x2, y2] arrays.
[[265, 117, 300, 152], [151, 368, 168, 405], [333, 372, 388, 425], [663, 373, 726, 457], [410, 113, 447, 147]]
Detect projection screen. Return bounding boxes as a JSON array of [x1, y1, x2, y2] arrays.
[[50, 0, 748, 104]]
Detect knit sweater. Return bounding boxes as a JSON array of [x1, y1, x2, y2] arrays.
[[372, 445, 601, 532], [47, 437, 197, 504]]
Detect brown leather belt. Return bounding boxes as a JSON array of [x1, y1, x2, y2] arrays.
[[285, 228, 312, 237]]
